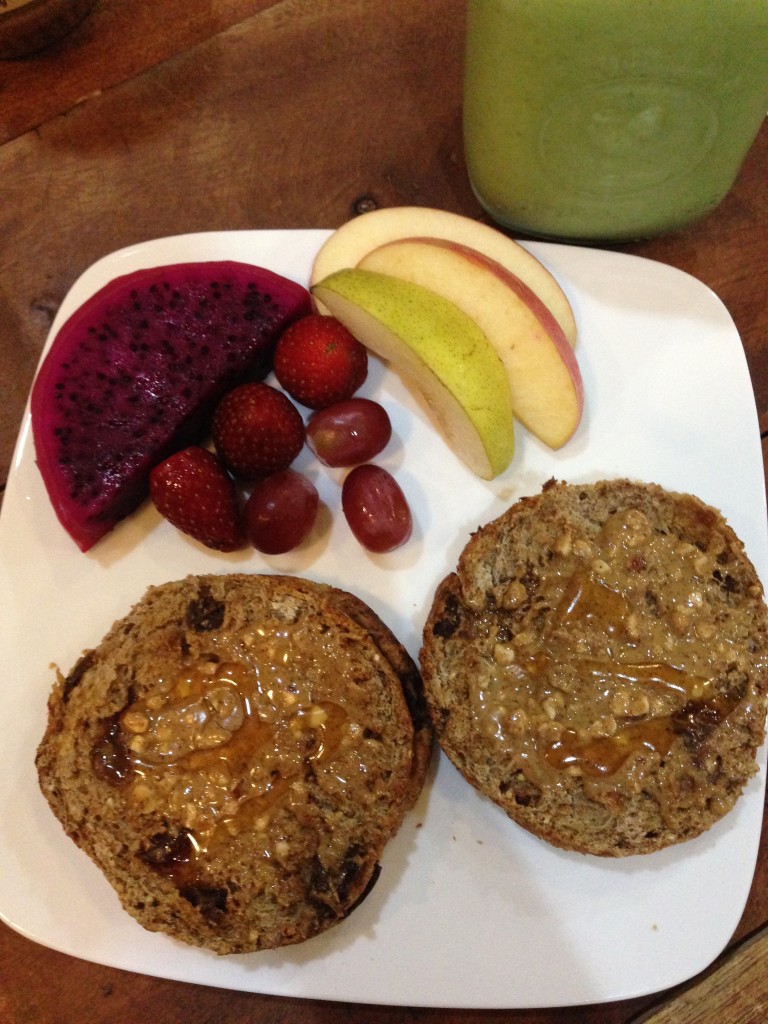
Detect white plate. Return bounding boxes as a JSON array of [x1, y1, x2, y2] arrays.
[[1, 230, 766, 1010]]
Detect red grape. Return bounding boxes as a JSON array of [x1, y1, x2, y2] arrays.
[[341, 464, 412, 553], [244, 469, 319, 554], [306, 398, 392, 468]]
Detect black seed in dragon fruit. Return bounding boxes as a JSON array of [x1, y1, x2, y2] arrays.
[[30, 260, 311, 551]]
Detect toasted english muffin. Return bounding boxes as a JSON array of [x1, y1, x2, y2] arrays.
[[420, 479, 768, 856], [37, 573, 432, 953]]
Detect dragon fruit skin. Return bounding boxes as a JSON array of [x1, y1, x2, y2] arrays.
[[30, 261, 311, 551]]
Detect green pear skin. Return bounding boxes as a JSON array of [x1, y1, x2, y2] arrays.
[[312, 268, 514, 479]]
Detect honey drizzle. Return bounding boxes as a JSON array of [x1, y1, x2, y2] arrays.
[[521, 651, 707, 699], [471, 507, 742, 783], [545, 718, 676, 777], [544, 693, 739, 777], [92, 623, 354, 889], [555, 572, 629, 631], [581, 659, 700, 696]]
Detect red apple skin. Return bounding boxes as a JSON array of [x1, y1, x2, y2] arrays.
[[358, 236, 583, 448], [310, 205, 577, 346], [401, 235, 583, 412]]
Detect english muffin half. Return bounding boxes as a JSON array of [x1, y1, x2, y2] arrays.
[[421, 479, 768, 856], [37, 573, 432, 953]]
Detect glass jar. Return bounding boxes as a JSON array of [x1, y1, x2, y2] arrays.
[[463, 0, 768, 241]]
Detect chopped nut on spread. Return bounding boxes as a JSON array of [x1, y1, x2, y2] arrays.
[[122, 710, 149, 734], [610, 689, 650, 718], [624, 612, 642, 641], [620, 509, 650, 547], [538, 720, 564, 742], [542, 693, 565, 720], [506, 709, 528, 734], [670, 607, 692, 634], [553, 531, 572, 556], [500, 580, 528, 609], [573, 539, 593, 560], [493, 642, 517, 665], [306, 704, 328, 728], [589, 715, 617, 738], [274, 839, 290, 860], [695, 620, 717, 641]]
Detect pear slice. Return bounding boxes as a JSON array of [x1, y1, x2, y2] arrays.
[[311, 269, 514, 480]]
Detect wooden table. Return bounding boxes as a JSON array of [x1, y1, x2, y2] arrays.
[[2, 2, 767, 1021]]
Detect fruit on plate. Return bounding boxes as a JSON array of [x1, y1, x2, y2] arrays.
[[30, 261, 310, 551], [306, 397, 392, 467], [342, 464, 413, 553], [244, 468, 319, 554], [311, 269, 515, 480], [211, 381, 306, 479], [310, 206, 577, 346], [274, 313, 368, 409], [149, 446, 244, 552], [359, 238, 583, 449]]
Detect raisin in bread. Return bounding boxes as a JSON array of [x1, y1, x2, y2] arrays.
[[420, 479, 768, 856], [37, 573, 432, 953]]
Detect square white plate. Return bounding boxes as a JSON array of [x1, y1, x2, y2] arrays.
[[1, 230, 766, 1009]]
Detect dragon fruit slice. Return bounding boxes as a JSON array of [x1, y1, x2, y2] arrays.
[[31, 260, 311, 551]]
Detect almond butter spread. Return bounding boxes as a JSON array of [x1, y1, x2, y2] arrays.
[[421, 479, 768, 855], [91, 621, 375, 886], [468, 507, 759, 811]]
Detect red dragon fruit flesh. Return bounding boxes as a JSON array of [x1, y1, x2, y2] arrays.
[[30, 260, 311, 551]]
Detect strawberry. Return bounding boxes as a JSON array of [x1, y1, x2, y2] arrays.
[[211, 381, 305, 479], [149, 446, 244, 551], [273, 314, 368, 409]]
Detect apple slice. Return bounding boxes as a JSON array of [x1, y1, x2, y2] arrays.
[[358, 237, 583, 449], [310, 206, 577, 346], [311, 269, 514, 479]]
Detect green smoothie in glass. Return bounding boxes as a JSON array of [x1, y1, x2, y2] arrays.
[[463, 0, 768, 241]]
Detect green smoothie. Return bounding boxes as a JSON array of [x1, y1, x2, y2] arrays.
[[463, 0, 768, 240]]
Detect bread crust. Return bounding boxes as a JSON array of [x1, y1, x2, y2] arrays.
[[421, 479, 768, 856], [37, 573, 432, 953]]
